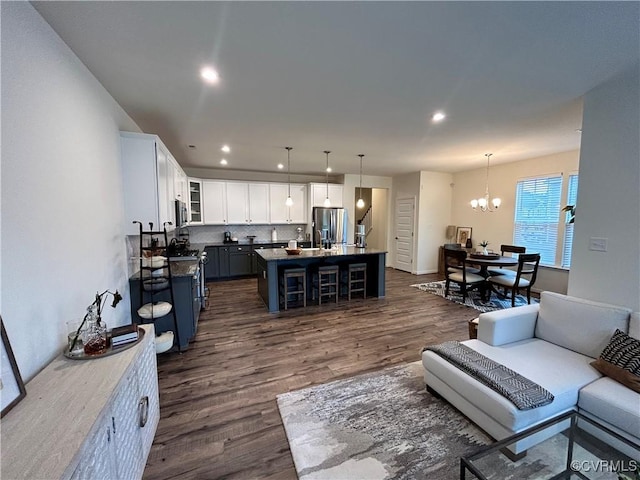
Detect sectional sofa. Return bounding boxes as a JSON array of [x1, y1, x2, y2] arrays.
[[422, 292, 640, 457]]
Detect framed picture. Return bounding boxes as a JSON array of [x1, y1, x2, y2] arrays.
[[1, 317, 26, 417], [456, 227, 472, 246]]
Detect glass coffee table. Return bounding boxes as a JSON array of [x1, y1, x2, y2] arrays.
[[461, 411, 639, 479]]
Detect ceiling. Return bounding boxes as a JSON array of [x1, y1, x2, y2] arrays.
[[32, 1, 639, 177]]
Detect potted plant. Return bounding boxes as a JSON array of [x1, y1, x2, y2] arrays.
[[562, 204, 576, 223], [69, 289, 122, 356]]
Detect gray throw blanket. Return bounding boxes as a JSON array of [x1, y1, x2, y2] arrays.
[[424, 341, 554, 410]]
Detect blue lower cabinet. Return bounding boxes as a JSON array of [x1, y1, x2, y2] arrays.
[[129, 274, 200, 351]]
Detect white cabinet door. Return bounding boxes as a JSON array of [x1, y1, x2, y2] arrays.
[[289, 184, 307, 223], [269, 184, 307, 224], [155, 143, 171, 230], [248, 183, 270, 224], [269, 184, 289, 224], [70, 422, 117, 480], [226, 182, 249, 224], [202, 181, 227, 224], [311, 183, 343, 207], [112, 370, 144, 480], [165, 157, 176, 228], [136, 331, 160, 456]]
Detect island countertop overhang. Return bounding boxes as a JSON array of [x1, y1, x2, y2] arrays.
[[255, 246, 387, 262]]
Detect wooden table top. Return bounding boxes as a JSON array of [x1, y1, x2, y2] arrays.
[[466, 255, 518, 267]]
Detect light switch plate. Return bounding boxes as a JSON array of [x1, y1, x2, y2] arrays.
[[589, 237, 608, 252]]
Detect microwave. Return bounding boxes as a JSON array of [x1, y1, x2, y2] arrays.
[[175, 200, 188, 227]]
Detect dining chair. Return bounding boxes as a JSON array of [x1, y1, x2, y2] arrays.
[[444, 249, 486, 301], [487, 253, 540, 307], [444, 243, 480, 274], [487, 244, 526, 277]]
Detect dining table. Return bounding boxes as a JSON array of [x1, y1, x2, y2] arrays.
[[465, 254, 518, 277]]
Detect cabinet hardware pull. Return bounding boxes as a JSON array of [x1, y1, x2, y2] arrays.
[[107, 426, 111, 443], [112, 416, 116, 434], [138, 396, 149, 428]]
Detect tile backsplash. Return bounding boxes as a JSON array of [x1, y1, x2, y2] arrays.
[[188, 224, 308, 244]]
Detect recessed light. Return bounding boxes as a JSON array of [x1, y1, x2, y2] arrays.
[[221, 145, 230, 153], [201, 66, 220, 84], [326, 167, 332, 173], [220, 159, 228, 165], [432, 111, 446, 123], [277, 163, 284, 170]]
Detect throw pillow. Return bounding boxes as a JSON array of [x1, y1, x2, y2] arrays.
[[591, 358, 640, 393], [591, 329, 640, 393]]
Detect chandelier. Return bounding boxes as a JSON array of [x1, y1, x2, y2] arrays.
[[356, 154, 365, 209], [285, 147, 293, 207], [470, 153, 501, 211], [323, 150, 331, 207]]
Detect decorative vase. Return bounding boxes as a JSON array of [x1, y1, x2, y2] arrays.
[[66, 320, 85, 356], [82, 305, 108, 355], [483, 247, 488, 255]]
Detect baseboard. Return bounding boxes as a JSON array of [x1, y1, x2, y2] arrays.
[[415, 269, 438, 275]]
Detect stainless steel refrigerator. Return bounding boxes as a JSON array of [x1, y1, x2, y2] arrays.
[[312, 207, 348, 248]]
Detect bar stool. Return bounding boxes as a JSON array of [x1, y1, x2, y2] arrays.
[[314, 265, 339, 305], [280, 267, 306, 310], [346, 263, 367, 300]]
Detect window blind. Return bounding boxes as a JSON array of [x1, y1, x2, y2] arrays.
[[513, 175, 563, 266], [562, 175, 579, 268]]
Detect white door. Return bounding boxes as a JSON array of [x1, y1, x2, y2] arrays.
[[395, 197, 415, 272]]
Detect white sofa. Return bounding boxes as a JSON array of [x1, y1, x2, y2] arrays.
[[422, 291, 640, 455]]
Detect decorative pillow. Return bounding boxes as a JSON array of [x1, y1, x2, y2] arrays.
[[591, 329, 640, 393]]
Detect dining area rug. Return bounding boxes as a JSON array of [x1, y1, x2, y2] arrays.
[[277, 362, 566, 480], [410, 280, 537, 313]]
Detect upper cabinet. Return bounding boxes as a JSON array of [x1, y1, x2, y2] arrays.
[[121, 132, 186, 236], [202, 180, 227, 225], [310, 183, 343, 208], [188, 179, 203, 224], [270, 183, 307, 224], [225, 182, 270, 224]]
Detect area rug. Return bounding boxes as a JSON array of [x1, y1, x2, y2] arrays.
[[411, 280, 538, 313], [277, 362, 603, 480]]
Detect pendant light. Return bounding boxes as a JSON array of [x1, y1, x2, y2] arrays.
[[323, 150, 331, 207], [285, 147, 293, 207], [356, 154, 365, 209], [470, 153, 501, 212]]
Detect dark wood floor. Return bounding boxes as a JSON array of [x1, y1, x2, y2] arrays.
[[143, 268, 479, 479]]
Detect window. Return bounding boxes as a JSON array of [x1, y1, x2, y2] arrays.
[[513, 175, 563, 266], [562, 175, 579, 267]]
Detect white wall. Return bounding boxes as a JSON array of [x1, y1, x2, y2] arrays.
[[369, 188, 389, 252], [343, 173, 393, 257], [568, 64, 640, 310], [451, 150, 579, 292], [1, 3, 141, 380], [416, 171, 454, 274]]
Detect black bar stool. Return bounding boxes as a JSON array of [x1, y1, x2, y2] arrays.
[[314, 265, 339, 305], [280, 267, 306, 310], [346, 263, 367, 300]]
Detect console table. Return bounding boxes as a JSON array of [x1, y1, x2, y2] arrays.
[[1, 324, 159, 479]]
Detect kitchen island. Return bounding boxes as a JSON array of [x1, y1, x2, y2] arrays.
[[256, 246, 387, 312]]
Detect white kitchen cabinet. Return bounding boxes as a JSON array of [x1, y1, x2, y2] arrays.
[[248, 183, 270, 224], [121, 132, 188, 235], [270, 183, 307, 224], [188, 179, 203, 224], [310, 183, 343, 208], [202, 180, 227, 224], [2, 325, 159, 480], [225, 182, 270, 224]]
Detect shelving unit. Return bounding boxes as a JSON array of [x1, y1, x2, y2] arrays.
[[188, 179, 202, 224], [135, 221, 181, 353]]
